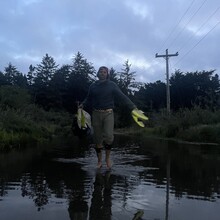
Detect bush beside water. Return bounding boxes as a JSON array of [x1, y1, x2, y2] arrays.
[[0, 86, 73, 150], [1, 86, 220, 149], [0, 107, 72, 150], [1, 105, 220, 150], [149, 107, 220, 144]]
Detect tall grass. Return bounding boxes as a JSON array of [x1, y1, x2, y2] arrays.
[[0, 104, 72, 150], [0, 85, 73, 150], [149, 106, 220, 144]]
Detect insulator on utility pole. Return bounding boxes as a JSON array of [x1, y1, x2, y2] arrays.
[[155, 49, 178, 115]]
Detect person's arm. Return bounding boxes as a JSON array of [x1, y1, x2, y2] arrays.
[[113, 83, 136, 110], [113, 83, 149, 127]]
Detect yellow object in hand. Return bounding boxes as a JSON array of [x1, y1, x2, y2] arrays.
[[77, 108, 91, 129], [131, 109, 148, 127]]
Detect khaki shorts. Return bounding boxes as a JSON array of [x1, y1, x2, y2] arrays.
[[92, 110, 114, 145]]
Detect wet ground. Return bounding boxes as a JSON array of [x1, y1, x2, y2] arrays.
[[0, 134, 220, 220]]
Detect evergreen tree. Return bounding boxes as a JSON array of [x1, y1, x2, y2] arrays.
[[170, 70, 220, 110], [115, 60, 139, 127], [27, 64, 36, 86], [3, 63, 27, 88], [67, 52, 96, 112], [14, 74, 28, 88], [33, 54, 59, 109], [134, 81, 166, 111], [50, 65, 71, 110], [117, 60, 137, 96], [0, 71, 8, 86], [70, 51, 96, 81], [109, 67, 119, 84], [4, 63, 20, 85], [34, 53, 58, 87]]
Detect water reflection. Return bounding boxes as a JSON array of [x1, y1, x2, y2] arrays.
[[0, 136, 220, 220], [165, 154, 170, 220], [68, 199, 89, 220], [89, 170, 112, 220], [21, 173, 50, 211]]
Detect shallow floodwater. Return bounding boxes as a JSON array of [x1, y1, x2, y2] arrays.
[[0, 134, 220, 220]]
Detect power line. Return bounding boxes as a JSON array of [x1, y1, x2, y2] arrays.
[[177, 6, 220, 52], [168, 0, 208, 49], [157, 0, 195, 53], [174, 21, 220, 67]]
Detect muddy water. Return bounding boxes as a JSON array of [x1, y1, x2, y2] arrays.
[[0, 134, 220, 220]]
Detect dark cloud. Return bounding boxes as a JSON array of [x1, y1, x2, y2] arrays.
[[0, 0, 219, 82]]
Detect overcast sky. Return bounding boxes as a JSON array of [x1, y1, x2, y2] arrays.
[[0, 0, 219, 83]]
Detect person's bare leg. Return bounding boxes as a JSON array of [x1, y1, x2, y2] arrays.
[[95, 144, 103, 168], [103, 111, 114, 169], [105, 144, 112, 169], [105, 149, 111, 169]]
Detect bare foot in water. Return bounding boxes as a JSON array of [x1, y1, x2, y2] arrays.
[[106, 159, 111, 169], [97, 162, 102, 169]]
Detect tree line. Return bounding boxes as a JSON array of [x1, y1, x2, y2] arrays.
[[0, 51, 220, 118]]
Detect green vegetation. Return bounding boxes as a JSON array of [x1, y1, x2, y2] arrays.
[[142, 107, 220, 144], [115, 107, 220, 144], [0, 52, 220, 148], [0, 105, 72, 150], [0, 86, 72, 150]]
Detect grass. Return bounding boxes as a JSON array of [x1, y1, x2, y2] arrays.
[[146, 106, 220, 144], [1, 92, 220, 150], [0, 104, 73, 150], [115, 106, 220, 145]]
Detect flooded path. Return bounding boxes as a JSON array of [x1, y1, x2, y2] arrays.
[[0, 134, 220, 220]]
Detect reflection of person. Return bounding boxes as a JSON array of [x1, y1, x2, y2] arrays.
[[89, 170, 112, 220], [81, 66, 136, 168], [68, 200, 88, 220]]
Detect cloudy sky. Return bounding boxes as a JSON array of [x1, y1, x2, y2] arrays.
[[0, 0, 219, 83]]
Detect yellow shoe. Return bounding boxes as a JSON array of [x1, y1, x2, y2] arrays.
[[131, 109, 148, 127], [132, 210, 144, 220]]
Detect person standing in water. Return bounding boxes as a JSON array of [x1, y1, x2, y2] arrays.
[[81, 66, 137, 169]]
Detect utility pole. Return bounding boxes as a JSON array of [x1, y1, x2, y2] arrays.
[[155, 49, 178, 115]]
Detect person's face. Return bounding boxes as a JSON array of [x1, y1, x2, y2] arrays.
[[98, 68, 108, 80]]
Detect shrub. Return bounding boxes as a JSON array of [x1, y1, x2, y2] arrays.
[[150, 107, 220, 143]]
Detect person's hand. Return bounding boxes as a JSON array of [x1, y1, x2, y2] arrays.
[[131, 109, 148, 127]]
